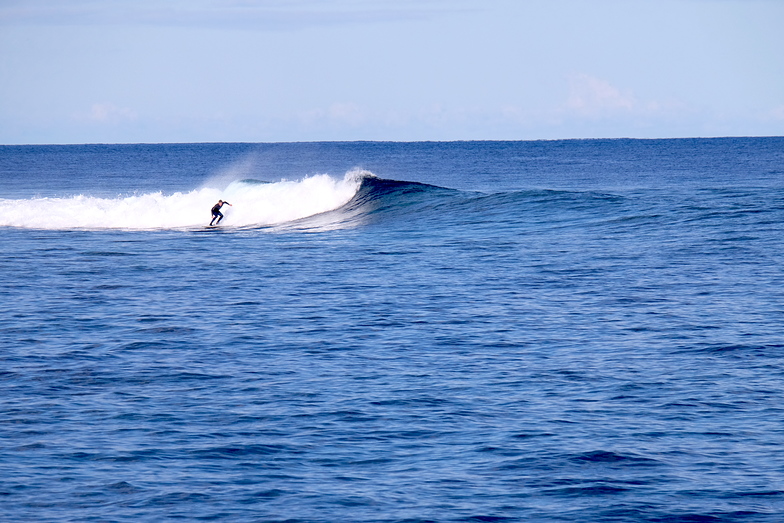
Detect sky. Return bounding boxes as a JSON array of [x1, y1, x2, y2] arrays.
[[1, 0, 783, 144]]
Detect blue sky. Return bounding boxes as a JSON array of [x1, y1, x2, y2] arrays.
[[1, 0, 782, 143]]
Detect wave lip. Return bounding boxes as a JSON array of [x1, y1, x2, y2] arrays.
[[0, 170, 368, 230]]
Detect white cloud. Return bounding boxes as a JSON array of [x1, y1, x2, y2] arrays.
[[81, 103, 137, 123], [328, 102, 365, 126], [298, 102, 366, 128], [767, 105, 784, 121], [564, 74, 636, 118]]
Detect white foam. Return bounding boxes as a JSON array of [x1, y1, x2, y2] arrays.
[[0, 171, 368, 230]]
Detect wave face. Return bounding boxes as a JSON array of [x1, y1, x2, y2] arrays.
[[0, 170, 366, 230], [290, 175, 462, 230]]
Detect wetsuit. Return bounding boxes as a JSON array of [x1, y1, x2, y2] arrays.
[[210, 201, 230, 225]]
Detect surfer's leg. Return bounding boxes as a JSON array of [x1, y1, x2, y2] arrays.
[[215, 211, 223, 225]]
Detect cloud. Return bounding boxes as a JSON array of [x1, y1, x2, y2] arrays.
[[299, 102, 366, 128], [767, 105, 784, 121], [328, 102, 366, 126], [564, 74, 636, 118], [80, 103, 138, 124]]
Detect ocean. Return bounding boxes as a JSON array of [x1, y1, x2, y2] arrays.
[[1, 138, 783, 522]]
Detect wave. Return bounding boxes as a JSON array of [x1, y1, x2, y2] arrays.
[[0, 170, 369, 230], [0, 169, 629, 232]]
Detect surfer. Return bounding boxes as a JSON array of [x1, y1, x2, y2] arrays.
[[209, 200, 232, 226]]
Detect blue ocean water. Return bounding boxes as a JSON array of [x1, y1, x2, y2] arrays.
[[1, 138, 784, 522]]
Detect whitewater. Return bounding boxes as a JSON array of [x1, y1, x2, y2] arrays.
[[0, 170, 368, 229]]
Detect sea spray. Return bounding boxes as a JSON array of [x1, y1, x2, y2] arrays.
[[221, 170, 369, 227]]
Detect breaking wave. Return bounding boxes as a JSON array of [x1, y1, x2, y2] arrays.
[[0, 170, 370, 230]]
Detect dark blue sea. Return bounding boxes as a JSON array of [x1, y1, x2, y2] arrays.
[[1, 138, 784, 522]]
